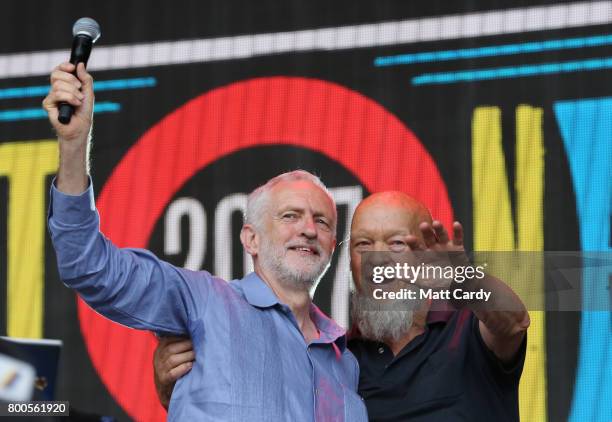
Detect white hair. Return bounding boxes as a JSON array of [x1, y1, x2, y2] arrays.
[[244, 170, 337, 233]]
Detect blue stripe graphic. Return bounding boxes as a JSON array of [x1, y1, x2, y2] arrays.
[[0, 102, 121, 122], [375, 34, 612, 66], [0, 77, 156, 100], [411, 57, 612, 85], [555, 97, 612, 422]]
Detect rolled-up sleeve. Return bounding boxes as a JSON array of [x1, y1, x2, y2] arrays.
[[47, 178, 211, 335]]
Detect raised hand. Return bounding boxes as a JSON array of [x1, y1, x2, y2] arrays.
[[404, 220, 465, 253], [43, 62, 94, 143], [404, 220, 470, 289], [42, 62, 95, 194]]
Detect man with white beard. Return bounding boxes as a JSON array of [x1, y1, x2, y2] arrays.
[[348, 191, 529, 421], [155, 190, 529, 421], [43, 62, 367, 421]]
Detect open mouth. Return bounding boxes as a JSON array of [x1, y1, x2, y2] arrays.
[[288, 245, 320, 256]]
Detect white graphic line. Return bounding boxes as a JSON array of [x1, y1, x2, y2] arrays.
[[0, 1, 610, 79]]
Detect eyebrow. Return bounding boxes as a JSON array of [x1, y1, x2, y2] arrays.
[[351, 229, 413, 238], [276, 206, 303, 213], [276, 207, 333, 221]]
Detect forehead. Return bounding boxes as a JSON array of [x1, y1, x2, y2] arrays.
[[268, 180, 335, 214], [351, 202, 420, 236]]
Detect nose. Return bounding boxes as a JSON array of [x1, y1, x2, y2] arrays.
[[367, 243, 394, 265], [300, 216, 317, 239]]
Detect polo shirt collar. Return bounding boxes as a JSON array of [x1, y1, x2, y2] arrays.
[[309, 304, 348, 351], [240, 272, 348, 351], [240, 272, 280, 308], [426, 299, 456, 323]]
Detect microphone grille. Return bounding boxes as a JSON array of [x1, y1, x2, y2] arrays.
[[72, 17, 101, 42]]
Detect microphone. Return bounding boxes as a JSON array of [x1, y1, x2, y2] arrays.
[[58, 17, 101, 124]]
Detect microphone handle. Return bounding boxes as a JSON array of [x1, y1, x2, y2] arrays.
[[58, 35, 93, 124]]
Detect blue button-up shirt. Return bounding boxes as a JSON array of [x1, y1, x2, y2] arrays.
[[48, 180, 367, 422]]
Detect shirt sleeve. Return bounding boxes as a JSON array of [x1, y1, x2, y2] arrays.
[[470, 313, 527, 385], [47, 178, 213, 335]]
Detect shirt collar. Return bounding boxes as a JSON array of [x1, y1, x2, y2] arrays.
[[426, 310, 455, 323], [309, 304, 348, 351], [426, 299, 456, 323], [239, 272, 348, 351], [240, 272, 280, 308]]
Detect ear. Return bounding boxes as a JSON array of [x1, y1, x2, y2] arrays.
[[240, 224, 259, 257]]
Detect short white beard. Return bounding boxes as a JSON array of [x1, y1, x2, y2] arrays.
[[350, 284, 422, 342], [258, 236, 331, 292]]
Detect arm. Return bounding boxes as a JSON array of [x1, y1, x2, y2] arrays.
[[153, 337, 195, 409], [42, 62, 91, 195], [43, 63, 211, 333], [411, 221, 529, 363]]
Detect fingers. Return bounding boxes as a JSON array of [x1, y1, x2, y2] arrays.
[[53, 90, 82, 107], [419, 222, 437, 248], [43, 62, 95, 142], [164, 339, 194, 355], [45, 64, 85, 111], [43, 89, 82, 109], [55, 80, 84, 100], [432, 220, 449, 244], [47, 63, 93, 104], [50, 62, 91, 86], [167, 350, 196, 369], [168, 361, 194, 381], [50, 69, 82, 88], [54, 62, 76, 73], [452, 221, 464, 246], [154, 338, 195, 383], [420, 220, 463, 248], [406, 234, 424, 251]]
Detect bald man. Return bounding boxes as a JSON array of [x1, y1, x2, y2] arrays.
[[348, 192, 529, 421], [155, 192, 529, 421]]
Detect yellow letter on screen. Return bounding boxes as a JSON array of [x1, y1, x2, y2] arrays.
[[0, 140, 58, 339], [472, 106, 547, 422]]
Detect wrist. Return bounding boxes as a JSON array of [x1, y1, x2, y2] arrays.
[[58, 135, 89, 153], [57, 144, 90, 194]]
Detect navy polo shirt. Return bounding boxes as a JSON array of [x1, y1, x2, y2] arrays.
[[348, 308, 526, 422]]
